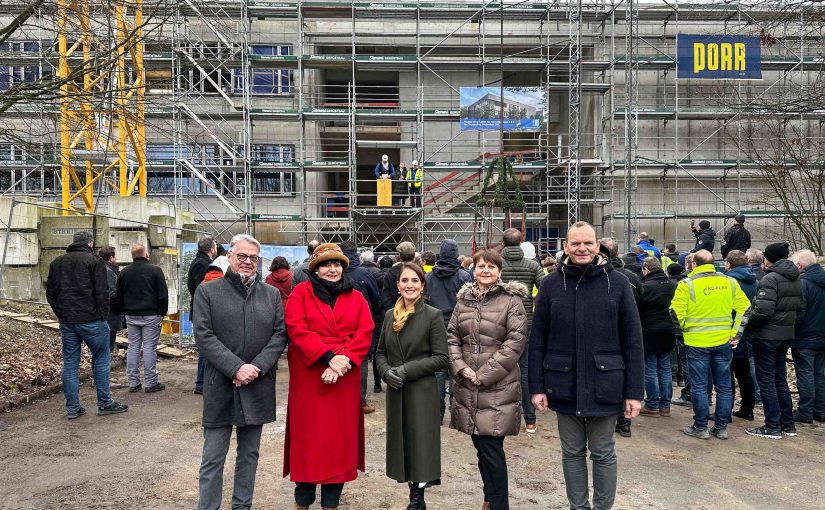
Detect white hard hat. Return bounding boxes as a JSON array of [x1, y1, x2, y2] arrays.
[[381, 154, 388, 162], [412, 159, 418, 166]]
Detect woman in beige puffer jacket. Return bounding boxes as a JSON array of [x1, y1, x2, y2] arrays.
[[447, 249, 527, 510]]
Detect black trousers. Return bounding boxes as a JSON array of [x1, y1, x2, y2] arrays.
[[295, 482, 344, 508], [471, 435, 508, 510], [731, 356, 755, 413]]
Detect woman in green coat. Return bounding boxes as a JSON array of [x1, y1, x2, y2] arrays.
[[375, 262, 449, 510]]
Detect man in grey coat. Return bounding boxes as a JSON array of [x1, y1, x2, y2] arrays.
[[194, 234, 288, 510], [500, 228, 544, 433]]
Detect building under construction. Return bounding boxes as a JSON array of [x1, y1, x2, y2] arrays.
[[1, 0, 823, 256]]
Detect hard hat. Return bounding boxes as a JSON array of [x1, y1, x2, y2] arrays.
[[381, 154, 388, 162], [412, 159, 418, 166]]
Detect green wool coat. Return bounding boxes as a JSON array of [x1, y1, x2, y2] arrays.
[[375, 300, 449, 484]]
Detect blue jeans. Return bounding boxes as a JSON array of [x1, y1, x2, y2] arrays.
[[791, 348, 825, 420], [60, 320, 113, 413], [753, 339, 794, 431], [644, 352, 672, 410], [686, 344, 733, 429], [519, 347, 536, 425]]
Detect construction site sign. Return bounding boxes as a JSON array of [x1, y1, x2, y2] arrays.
[[677, 34, 761, 80], [459, 87, 546, 131]]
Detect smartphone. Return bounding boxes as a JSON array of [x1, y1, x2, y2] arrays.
[[690, 219, 695, 227]]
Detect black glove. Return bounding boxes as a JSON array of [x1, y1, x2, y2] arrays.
[[384, 368, 404, 390]]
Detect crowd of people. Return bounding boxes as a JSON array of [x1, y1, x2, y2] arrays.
[[42, 213, 824, 510]]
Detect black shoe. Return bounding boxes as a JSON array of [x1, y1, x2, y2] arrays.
[[745, 425, 782, 439], [814, 415, 825, 423], [672, 397, 692, 407], [98, 401, 129, 416], [373, 384, 383, 393], [406, 482, 426, 510], [194, 387, 203, 395], [793, 409, 813, 424], [67, 406, 86, 420], [732, 409, 754, 421], [615, 422, 631, 437], [782, 425, 798, 437], [128, 383, 142, 393], [145, 383, 166, 393]]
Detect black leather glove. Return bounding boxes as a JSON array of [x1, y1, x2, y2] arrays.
[[395, 365, 408, 382], [384, 368, 404, 390]]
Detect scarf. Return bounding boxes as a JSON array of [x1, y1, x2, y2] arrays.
[[308, 271, 353, 308], [392, 296, 420, 333]]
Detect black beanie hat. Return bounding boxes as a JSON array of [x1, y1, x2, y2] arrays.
[[699, 220, 711, 230], [764, 242, 790, 263], [439, 239, 459, 259], [666, 263, 685, 278]]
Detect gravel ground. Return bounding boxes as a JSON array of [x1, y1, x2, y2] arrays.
[[1, 358, 824, 510]]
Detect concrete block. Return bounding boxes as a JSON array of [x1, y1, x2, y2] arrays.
[[152, 249, 178, 281], [1, 266, 42, 301], [37, 201, 61, 221], [39, 216, 110, 249], [180, 223, 203, 243], [148, 215, 177, 248], [108, 230, 149, 263], [39, 249, 65, 279], [166, 288, 179, 316], [0, 197, 39, 231], [0, 232, 39, 265], [109, 196, 176, 229]]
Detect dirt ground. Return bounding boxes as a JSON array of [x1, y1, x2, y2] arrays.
[[1, 358, 824, 510]]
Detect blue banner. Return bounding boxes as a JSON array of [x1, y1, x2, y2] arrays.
[[677, 34, 761, 79], [459, 87, 547, 131]]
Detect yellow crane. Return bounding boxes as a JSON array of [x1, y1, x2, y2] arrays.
[[56, 0, 146, 214]]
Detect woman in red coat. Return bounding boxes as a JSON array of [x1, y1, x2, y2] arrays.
[[264, 256, 293, 311], [284, 243, 374, 510]]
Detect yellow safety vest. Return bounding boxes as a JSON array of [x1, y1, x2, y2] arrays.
[[407, 167, 422, 188], [669, 264, 751, 348]]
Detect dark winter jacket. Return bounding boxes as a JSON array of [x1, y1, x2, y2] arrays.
[[746, 259, 805, 341], [609, 256, 642, 302], [381, 264, 404, 311], [342, 250, 382, 321], [426, 257, 473, 328], [691, 227, 716, 253], [638, 269, 677, 354], [726, 264, 758, 358], [750, 263, 766, 281], [193, 271, 288, 428], [447, 281, 527, 437], [265, 268, 293, 311], [104, 261, 124, 332], [795, 263, 825, 350], [46, 242, 109, 324], [528, 255, 645, 417], [500, 246, 544, 329], [362, 260, 382, 290], [187, 251, 212, 316], [721, 223, 751, 257], [116, 258, 169, 317], [375, 300, 449, 483]]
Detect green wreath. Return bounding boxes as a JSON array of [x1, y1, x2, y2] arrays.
[[477, 156, 525, 211]]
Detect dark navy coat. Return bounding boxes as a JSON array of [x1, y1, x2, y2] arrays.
[[528, 257, 644, 417]]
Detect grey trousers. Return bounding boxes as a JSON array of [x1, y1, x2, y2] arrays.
[[198, 424, 264, 510], [557, 414, 618, 510], [125, 315, 162, 387]]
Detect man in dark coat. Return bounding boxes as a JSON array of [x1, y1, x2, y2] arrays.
[[745, 242, 805, 439], [292, 239, 320, 285], [46, 231, 128, 419], [341, 240, 382, 413], [530, 222, 644, 510], [190, 236, 216, 395], [690, 220, 716, 253], [746, 248, 767, 281], [194, 234, 287, 510], [790, 250, 825, 424], [724, 250, 758, 421], [116, 243, 169, 393], [721, 214, 751, 258], [425, 239, 472, 421], [500, 228, 544, 433], [637, 257, 678, 416], [98, 246, 124, 356], [381, 241, 416, 311]]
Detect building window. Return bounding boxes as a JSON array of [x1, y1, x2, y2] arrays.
[[250, 143, 294, 163], [147, 171, 177, 193], [0, 143, 26, 161], [0, 42, 41, 91], [248, 45, 291, 95]]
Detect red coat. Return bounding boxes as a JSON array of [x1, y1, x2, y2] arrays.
[[265, 268, 293, 310], [283, 280, 374, 484]]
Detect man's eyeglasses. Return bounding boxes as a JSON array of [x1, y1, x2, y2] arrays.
[[234, 253, 260, 264]]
